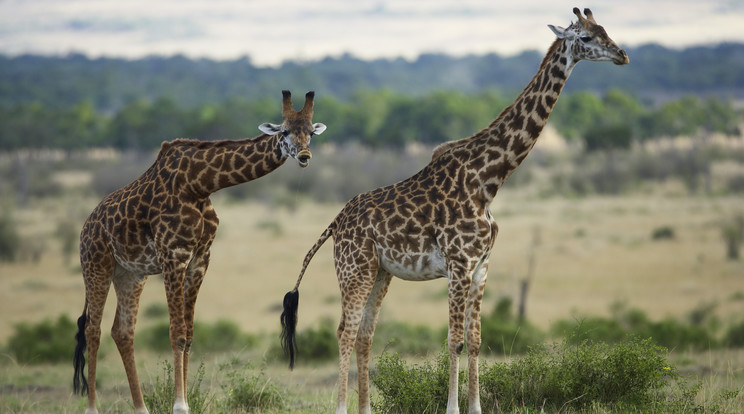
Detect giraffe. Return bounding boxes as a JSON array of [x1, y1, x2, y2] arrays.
[[280, 8, 628, 414], [72, 90, 326, 414]]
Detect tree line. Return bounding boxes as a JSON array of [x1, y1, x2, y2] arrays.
[[1, 42, 743, 114], [0, 88, 741, 152]]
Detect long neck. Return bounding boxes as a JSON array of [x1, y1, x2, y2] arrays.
[[168, 134, 287, 197], [473, 38, 575, 200]]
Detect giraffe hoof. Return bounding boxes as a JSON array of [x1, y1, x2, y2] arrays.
[[173, 401, 189, 414]]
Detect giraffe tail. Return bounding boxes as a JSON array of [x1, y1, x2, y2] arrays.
[[280, 224, 334, 370], [73, 300, 89, 396]]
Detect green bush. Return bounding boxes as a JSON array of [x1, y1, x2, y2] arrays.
[[219, 364, 286, 413], [479, 297, 544, 355], [373, 320, 442, 356], [143, 303, 169, 319], [0, 210, 20, 262], [143, 360, 213, 414], [372, 348, 462, 413], [7, 314, 77, 363], [269, 318, 338, 364], [651, 225, 676, 240], [552, 305, 718, 351], [479, 338, 690, 412], [372, 338, 695, 413], [724, 319, 744, 347], [138, 319, 257, 353]]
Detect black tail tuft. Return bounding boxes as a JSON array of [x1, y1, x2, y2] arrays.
[[280, 290, 300, 370], [73, 311, 88, 396]]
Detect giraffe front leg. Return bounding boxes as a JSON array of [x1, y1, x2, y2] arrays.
[[446, 268, 471, 414], [162, 261, 190, 414], [464, 261, 489, 414], [182, 250, 210, 391]]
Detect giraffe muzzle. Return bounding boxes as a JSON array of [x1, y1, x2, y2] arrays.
[[297, 149, 312, 167], [614, 49, 629, 65]]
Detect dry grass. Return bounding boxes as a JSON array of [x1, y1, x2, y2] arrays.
[[1, 191, 743, 341]]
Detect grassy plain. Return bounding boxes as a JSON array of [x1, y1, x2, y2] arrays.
[[1, 158, 744, 412]]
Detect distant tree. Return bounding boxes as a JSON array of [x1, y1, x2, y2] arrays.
[[106, 98, 192, 149], [0, 210, 20, 262], [583, 124, 633, 152]]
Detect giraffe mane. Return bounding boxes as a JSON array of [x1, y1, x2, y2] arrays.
[[156, 136, 269, 159]]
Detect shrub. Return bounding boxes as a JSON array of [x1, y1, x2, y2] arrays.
[[219, 364, 286, 413], [724, 319, 744, 348], [371, 348, 462, 413], [479, 297, 544, 355], [143, 303, 169, 319], [373, 320, 442, 356], [0, 210, 20, 262], [138, 319, 257, 353], [552, 305, 718, 351], [651, 225, 676, 240], [479, 338, 691, 412], [143, 360, 213, 414], [373, 339, 695, 413], [552, 316, 627, 344], [269, 318, 338, 364], [7, 314, 77, 363]]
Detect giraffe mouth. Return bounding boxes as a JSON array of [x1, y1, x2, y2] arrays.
[[297, 149, 312, 168], [613, 50, 629, 65]]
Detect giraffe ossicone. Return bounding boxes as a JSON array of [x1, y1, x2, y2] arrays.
[[280, 8, 627, 414], [72, 90, 325, 414]]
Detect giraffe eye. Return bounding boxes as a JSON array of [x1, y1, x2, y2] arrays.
[[281, 130, 290, 137], [580, 36, 592, 43]]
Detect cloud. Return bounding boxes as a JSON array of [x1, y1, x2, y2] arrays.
[[0, 0, 742, 65]]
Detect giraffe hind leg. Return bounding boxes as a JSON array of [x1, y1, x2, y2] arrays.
[[335, 264, 379, 414], [355, 270, 393, 414], [79, 263, 114, 414], [111, 269, 149, 414]]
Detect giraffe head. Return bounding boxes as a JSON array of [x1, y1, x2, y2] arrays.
[[259, 90, 327, 168], [548, 7, 629, 66]]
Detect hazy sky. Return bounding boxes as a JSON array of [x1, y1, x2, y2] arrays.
[[1, 0, 743, 66]]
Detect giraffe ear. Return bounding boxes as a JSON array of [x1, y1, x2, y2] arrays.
[[312, 123, 327, 135], [548, 24, 574, 40], [259, 123, 283, 135]]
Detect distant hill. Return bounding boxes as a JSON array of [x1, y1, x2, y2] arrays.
[[1, 43, 743, 112]]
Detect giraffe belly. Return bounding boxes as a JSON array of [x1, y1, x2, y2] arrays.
[[111, 240, 162, 275], [377, 247, 448, 281]]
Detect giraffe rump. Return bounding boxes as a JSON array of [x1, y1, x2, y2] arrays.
[[72, 308, 88, 396]]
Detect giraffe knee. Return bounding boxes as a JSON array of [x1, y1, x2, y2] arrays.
[[455, 342, 464, 355], [174, 336, 187, 352], [110, 328, 132, 347]]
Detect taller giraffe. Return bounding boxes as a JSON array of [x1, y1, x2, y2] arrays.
[[72, 90, 326, 414], [280, 8, 628, 414]]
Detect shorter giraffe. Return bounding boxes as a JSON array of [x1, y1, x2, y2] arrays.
[[281, 8, 627, 414], [73, 90, 326, 414]]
